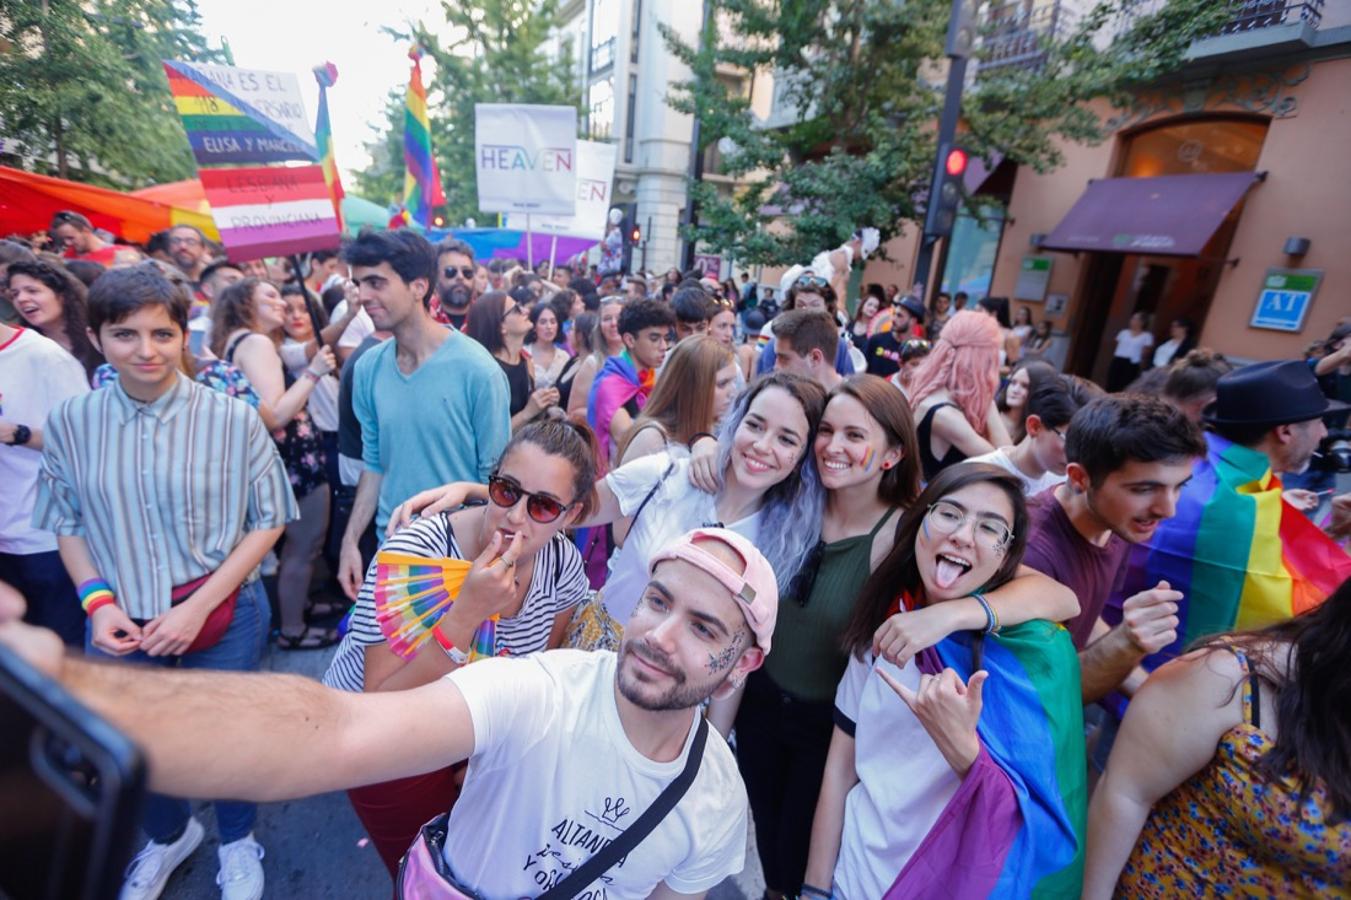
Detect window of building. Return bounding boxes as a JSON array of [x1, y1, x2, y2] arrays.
[[1119, 117, 1269, 177], [589, 77, 615, 140], [631, 0, 642, 63], [591, 0, 619, 73], [624, 73, 638, 163]]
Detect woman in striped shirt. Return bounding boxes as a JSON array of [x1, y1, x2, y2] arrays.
[[321, 417, 595, 876]]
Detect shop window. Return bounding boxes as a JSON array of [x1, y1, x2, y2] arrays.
[[1119, 117, 1268, 177]]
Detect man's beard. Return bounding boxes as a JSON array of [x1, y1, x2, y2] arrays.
[[616, 640, 717, 712], [439, 283, 472, 311]]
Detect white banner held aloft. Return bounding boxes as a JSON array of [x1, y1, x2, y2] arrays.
[[505, 140, 617, 240], [475, 104, 578, 215]]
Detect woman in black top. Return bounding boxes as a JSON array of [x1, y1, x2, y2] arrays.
[[465, 289, 558, 431]]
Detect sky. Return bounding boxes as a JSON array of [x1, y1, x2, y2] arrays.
[[192, 0, 444, 187]]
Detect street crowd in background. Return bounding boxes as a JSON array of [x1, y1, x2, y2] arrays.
[[1, 212, 1350, 900]]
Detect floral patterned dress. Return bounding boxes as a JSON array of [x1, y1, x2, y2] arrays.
[[1118, 650, 1351, 897], [93, 360, 260, 407]]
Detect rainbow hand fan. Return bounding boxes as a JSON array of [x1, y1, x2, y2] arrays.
[[372, 551, 497, 660]]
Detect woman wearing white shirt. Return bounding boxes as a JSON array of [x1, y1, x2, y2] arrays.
[[1107, 311, 1154, 392], [1150, 317, 1195, 370]]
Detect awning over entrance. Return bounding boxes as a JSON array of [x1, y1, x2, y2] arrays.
[[1040, 172, 1261, 257]]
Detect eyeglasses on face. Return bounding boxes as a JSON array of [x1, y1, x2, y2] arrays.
[[444, 266, 475, 280], [487, 475, 574, 523], [503, 303, 528, 318], [925, 500, 1012, 551]]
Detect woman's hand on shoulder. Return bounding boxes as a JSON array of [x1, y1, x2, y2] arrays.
[[386, 482, 481, 537]]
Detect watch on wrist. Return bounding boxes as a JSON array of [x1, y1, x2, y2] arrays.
[[9, 424, 31, 446]]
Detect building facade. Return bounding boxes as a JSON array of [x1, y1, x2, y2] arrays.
[[861, 0, 1350, 373]]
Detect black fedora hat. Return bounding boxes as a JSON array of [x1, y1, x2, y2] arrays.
[[1202, 359, 1348, 428]]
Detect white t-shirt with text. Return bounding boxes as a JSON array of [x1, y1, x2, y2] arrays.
[[443, 650, 748, 898]]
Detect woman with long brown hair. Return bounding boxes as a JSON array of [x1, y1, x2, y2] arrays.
[[7, 259, 103, 378], [1085, 575, 1351, 897], [465, 289, 558, 430], [565, 296, 625, 419]]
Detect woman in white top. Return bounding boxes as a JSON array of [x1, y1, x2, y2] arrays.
[[526, 302, 570, 390], [390, 372, 829, 652], [1150, 317, 1195, 370], [1108, 311, 1154, 392], [1011, 304, 1035, 345]]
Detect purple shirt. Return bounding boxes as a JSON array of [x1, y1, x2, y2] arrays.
[[1021, 488, 1129, 649]]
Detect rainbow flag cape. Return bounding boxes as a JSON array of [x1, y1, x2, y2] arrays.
[[885, 620, 1086, 898], [1109, 432, 1351, 678], [587, 351, 654, 459], [401, 47, 445, 228], [313, 62, 346, 233]]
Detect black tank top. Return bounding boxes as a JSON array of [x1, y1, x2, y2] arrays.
[[917, 401, 967, 482], [497, 356, 533, 416]]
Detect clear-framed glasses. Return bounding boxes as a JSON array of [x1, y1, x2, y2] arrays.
[[925, 500, 1013, 551]]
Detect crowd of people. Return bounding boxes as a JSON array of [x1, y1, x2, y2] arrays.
[[0, 212, 1349, 900]]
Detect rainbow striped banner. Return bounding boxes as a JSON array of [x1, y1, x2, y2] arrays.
[[313, 62, 346, 233], [164, 60, 318, 165], [400, 47, 445, 227], [199, 165, 340, 260], [1112, 433, 1351, 676]]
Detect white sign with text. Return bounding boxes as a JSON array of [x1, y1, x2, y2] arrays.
[[475, 104, 578, 215]]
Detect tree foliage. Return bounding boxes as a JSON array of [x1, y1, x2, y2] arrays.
[[662, 0, 1230, 265], [354, 0, 584, 224], [0, 0, 221, 187]]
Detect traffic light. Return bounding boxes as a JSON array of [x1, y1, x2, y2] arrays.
[[630, 223, 642, 244], [923, 143, 970, 238]]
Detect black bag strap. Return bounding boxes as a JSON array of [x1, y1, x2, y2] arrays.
[[626, 458, 676, 532], [538, 715, 709, 899]]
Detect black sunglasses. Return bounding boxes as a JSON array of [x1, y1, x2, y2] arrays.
[[444, 266, 475, 280], [487, 475, 575, 523]]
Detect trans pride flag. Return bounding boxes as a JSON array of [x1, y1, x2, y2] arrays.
[[1110, 432, 1351, 676], [400, 47, 445, 227], [883, 619, 1086, 898]]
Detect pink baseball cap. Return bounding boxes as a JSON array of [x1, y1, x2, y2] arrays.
[[648, 528, 779, 654]]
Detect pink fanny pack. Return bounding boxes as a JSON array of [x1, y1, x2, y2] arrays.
[[397, 814, 478, 899]]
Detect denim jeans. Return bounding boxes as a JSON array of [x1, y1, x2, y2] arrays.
[[86, 578, 270, 843], [0, 550, 83, 647]]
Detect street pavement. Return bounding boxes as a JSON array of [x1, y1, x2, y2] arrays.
[[160, 640, 765, 899]]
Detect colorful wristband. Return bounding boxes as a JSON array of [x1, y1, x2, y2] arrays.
[[971, 590, 999, 634], [78, 577, 117, 616], [432, 623, 469, 665]]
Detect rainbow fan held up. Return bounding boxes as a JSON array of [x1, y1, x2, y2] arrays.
[[372, 551, 497, 661]]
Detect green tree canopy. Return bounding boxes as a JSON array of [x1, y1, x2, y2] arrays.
[[0, 0, 221, 187], [663, 0, 1229, 265], [354, 0, 584, 225]]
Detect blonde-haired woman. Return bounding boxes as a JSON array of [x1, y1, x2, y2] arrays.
[[907, 309, 1011, 481]]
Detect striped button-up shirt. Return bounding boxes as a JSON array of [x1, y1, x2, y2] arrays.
[[33, 373, 297, 619]]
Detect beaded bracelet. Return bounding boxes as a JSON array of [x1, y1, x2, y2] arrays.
[[77, 577, 117, 617], [800, 885, 834, 900], [971, 589, 999, 634]]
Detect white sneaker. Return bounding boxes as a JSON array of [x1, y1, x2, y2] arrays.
[[216, 833, 265, 900], [119, 817, 204, 900]]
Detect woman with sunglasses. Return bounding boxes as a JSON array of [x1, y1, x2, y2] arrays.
[[717, 378, 1079, 900], [322, 418, 596, 876], [756, 273, 856, 376], [803, 463, 1086, 899], [466, 290, 558, 431]]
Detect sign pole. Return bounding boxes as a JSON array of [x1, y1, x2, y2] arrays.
[[291, 253, 329, 350], [526, 214, 534, 269], [548, 234, 558, 276]]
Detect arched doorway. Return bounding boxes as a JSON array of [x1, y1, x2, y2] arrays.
[[1068, 115, 1269, 383]]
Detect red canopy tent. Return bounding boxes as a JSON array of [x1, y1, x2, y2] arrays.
[[0, 166, 219, 244]]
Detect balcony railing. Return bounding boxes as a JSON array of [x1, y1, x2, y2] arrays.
[[978, 1, 1078, 75], [1218, 0, 1323, 34]]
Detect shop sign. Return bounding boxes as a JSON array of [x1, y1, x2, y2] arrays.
[[1014, 255, 1052, 301], [1250, 268, 1322, 333]]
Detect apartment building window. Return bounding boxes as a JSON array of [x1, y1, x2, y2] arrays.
[[631, 0, 642, 62], [591, 0, 619, 73], [589, 77, 615, 140], [624, 73, 638, 163]]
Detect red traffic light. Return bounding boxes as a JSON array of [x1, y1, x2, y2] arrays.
[[945, 147, 969, 177], [630, 227, 641, 243]]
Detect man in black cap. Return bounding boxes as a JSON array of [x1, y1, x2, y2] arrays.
[[864, 294, 926, 378]]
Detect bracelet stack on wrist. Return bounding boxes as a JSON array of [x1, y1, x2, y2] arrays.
[[800, 884, 833, 900], [303, 369, 322, 382], [432, 623, 470, 665], [971, 589, 999, 634], [78, 577, 117, 617]]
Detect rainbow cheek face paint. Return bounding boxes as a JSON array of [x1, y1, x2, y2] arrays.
[[860, 445, 876, 472]]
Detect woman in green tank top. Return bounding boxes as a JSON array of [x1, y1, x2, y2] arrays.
[[725, 375, 1080, 900]]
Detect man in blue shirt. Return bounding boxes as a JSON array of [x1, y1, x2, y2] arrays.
[[337, 231, 510, 599]]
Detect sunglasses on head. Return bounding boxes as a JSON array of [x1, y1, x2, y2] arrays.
[[487, 475, 574, 523], [444, 266, 475, 280], [796, 275, 829, 290]]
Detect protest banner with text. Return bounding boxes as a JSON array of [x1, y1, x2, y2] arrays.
[[474, 104, 578, 215], [199, 165, 340, 260], [165, 60, 319, 166], [505, 140, 616, 241]]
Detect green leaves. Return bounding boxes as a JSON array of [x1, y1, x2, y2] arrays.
[[0, 0, 222, 187], [664, 0, 1229, 265]]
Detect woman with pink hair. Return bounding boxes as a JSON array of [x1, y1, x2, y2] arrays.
[[907, 309, 1012, 481]]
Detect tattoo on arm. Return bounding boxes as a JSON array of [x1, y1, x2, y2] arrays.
[[707, 628, 748, 673]]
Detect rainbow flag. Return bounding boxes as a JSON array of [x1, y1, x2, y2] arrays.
[[1110, 432, 1351, 677], [163, 60, 317, 165], [312, 62, 346, 233], [401, 47, 445, 228], [884, 620, 1086, 898], [587, 351, 654, 459]]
